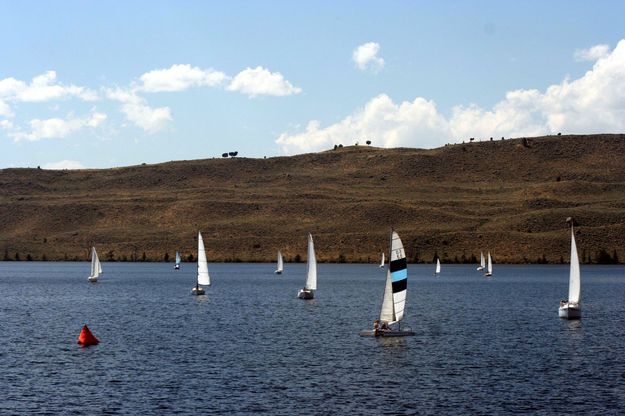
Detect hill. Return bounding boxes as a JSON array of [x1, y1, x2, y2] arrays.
[[1, 134, 624, 264]]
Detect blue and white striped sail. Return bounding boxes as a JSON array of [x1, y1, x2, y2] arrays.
[[175, 251, 181, 266], [380, 231, 408, 324]]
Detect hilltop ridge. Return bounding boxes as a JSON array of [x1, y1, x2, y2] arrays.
[[1, 134, 624, 263]]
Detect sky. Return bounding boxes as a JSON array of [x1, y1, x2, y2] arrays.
[[1, 0, 625, 169]]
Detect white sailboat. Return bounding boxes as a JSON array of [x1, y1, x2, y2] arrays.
[[174, 251, 181, 270], [477, 251, 485, 271], [275, 250, 284, 274], [192, 232, 210, 295], [484, 252, 493, 277], [559, 221, 581, 319], [434, 258, 441, 276], [297, 233, 317, 299], [360, 230, 415, 337], [379, 252, 385, 268], [87, 246, 102, 282]]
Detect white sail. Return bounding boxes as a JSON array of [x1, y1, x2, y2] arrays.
[[390, 231, 407, 323], [305, 233, 317, 290], [175, 251, 181, 265], [276, 250, 284, 272], [480, 252, 485, 268], [379, 269, 395, 322], [197, 232, 210, 286], [568, 228, 581, 304], [379, 252, 385, 267], [435, 258, 441, 274], [90, 247, 101, 279], [487, 252, 492, 274]]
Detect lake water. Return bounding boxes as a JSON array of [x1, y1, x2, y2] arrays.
[[1, 262, 625, 414]]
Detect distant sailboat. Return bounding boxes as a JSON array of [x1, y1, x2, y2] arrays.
[[434, 258, 441, 276], [275, 250, 284, 274], [379, 252, 385, 268], [87, 246, 102, 283], [477, 251, 485, 271], [192, 232, 210, 295], [174, 251, 181, 270], [360, 230, 415, 337], [297, 233, 317, 299], [559, 220, 581, 319], [484, 252, 493, 277]]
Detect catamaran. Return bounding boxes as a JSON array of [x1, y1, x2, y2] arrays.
[[484, 252, 493, 277], [434, 258, 441, 276], [174, 251, 181, 270], [559, 220, 581, 319], [297, 233, 317, 299], [477, 251, 485, 271], [275, 250, 284, 274], [192, 232, 210, 295], [360, 230, 415, 337], [379, 252, 385, 268], [87, 246, 102, 283]]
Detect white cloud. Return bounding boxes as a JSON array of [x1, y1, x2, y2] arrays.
[[0, 119, 13, 130], [227, 66, 301, 97], [278, 39, 625, 154], [0, 100, 12, 117], [277, 94, 450, 153], [11, 111, 107, 142], [139, 64, 228, 92], [0, 71, 97, 102], [106, 88, 172, 133], [352, 42, 385, 72], [574, 44, 610, 62], [43, 160, 87, 170]]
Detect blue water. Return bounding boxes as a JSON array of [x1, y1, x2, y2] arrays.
[[1, 262, 625, 414]]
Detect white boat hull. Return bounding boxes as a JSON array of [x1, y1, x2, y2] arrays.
[[359, 329, 416, 337], [298, 288, 314, 299], [484, 272, 492, 277], [192, 286, 205, 295], [477, 267, 484, 271], [274, 270, 282, 275], [174, 264, 180, 270], [88, 276, 98, 283], [559, 303, 581, 319]]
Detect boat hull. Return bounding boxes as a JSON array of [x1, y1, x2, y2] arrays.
[[359, 329, 416, 337], [88, 276, 98, 283], [477, 266, 484, 271], [274, 270, 282, 275], [484, 272, 492, 277], [298, 288, 314, 299], [174, 265, 180, 270], [559, 304, 581, 319], [192, 287, 205, 295]]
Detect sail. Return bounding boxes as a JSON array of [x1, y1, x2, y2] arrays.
[[197, 232, 210, 286], [276, 250, 284, 272], [480, 252, 485, 268], [435, 258, 441, 274], [380, 252, 385, 267], [305, 233, 317, 290], [90, 247, 101, 278], [487, 252, 492, 274], [379, 269, 395, 322], [568, 228, 581, 303], [390, 231, 407, 323], [175, 251, 181, 265]]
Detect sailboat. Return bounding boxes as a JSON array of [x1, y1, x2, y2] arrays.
[[192, 232, 210, 295], [477, 251, 485, 271], [484, 252, 493, 277], [174, 251, 181, 270], [360, 230, 415, 337], [379, 252, 385, 268], [434, 258, 441, 276], [275, 250, 284, 274], [87, 246, 102, 282], [297, 233, 317, 299], [559, 220, 581, 319]]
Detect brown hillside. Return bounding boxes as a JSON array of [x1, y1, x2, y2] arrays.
[[1, 134, 624, 263]]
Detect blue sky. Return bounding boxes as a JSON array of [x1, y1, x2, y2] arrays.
[[1, 0, 625, 168]]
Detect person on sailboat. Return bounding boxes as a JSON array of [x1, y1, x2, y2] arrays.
[[373, 319, 380, 336]]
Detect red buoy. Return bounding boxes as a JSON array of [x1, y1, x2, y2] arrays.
[[77, 324, 99, 346]]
